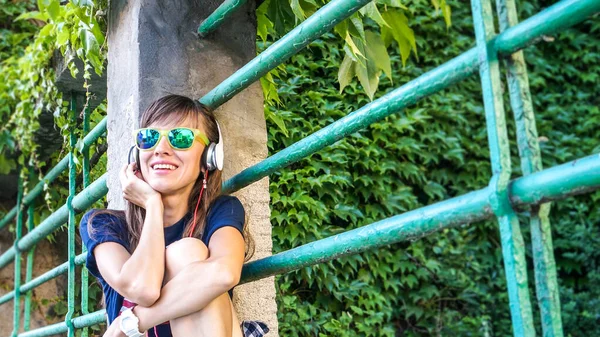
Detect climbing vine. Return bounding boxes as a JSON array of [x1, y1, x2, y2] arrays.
[[265, 0, 600, 335]]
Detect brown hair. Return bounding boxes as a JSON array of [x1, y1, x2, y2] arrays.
[[89, 94, 255, 261]]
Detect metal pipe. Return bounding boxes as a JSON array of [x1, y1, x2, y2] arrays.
[[18, 311, 107, 337], [0, 117, 107, 230], [199, 0, 372, 108], [0, 254, 86, 305], [221, 0, 600, 195], [240, 154, 600, 283], [197, 0, 249, 37], [15, 154, 600, 337], [497, 0, 564, 333], [0, 175, 108, 269]]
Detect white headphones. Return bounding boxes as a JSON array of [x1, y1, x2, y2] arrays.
[[203, 120, 224, 171]]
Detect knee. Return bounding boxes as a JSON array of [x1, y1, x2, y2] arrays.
[[165, 238, 209, 281]]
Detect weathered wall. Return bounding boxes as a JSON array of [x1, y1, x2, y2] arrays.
[[107, 0, 277, 333]]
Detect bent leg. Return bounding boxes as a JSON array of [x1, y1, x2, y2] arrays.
[[163, 238, 243, 337]]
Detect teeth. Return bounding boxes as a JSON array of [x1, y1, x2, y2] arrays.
[[153, 164, 177, 170]]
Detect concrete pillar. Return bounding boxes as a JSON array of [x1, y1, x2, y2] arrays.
[[107, 0, 277, 333]]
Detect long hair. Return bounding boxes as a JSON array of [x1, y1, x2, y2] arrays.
[[89, 94, 255, 261]]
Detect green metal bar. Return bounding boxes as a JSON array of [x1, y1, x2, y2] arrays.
[[18, 311, 106, 337], [23, 169, 36, 331], [79, 117, 107, 152], [493, 0, 600, 55], [0, 117, 107, 230], [198, 0, 599, 112], [0, 174, 108, 269], [241, 154, 600, 283], [0, 157, 67, 230], [471, 0, 534, 334], [11, 170, 24, 337], [65, 94, 77, 336], [496, 0, 564, 335], [0, 254, 86, 305], [222, 0, 600, 195], [198, 0, 248, 37], [199, 0, 371, 108], [14, 154, 600, 337], [81, 105, 90, 337]]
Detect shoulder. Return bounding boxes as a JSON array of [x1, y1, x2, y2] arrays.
[[203, 195, 245, 244], [207, 195, 245, 225], [210, 195, 245, 215], [79, 209, 126, 238]]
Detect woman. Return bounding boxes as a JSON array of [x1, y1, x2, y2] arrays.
[[79, 95, 269, 337]]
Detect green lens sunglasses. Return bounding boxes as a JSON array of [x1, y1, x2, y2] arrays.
[[133, 127, 210, 151]]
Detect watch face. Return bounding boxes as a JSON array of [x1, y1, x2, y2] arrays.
[[121, 315, 137, 332]]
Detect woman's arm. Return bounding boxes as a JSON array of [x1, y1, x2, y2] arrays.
[[133, 226, 245, 331], [95, 163, 166, 307], [95, 197, 165, 306]]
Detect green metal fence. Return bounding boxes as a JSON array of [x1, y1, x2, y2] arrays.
[[0, 0, 599, 336]]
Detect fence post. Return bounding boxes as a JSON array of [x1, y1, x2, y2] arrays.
[[471, 0, 535, 335]]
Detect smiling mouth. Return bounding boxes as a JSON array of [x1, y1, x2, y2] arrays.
[[152, 164, 178, 171]]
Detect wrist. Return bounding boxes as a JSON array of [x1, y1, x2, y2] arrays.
[[133, 306, 150, 333], [119, 307, 144, 337], [144, 195, 163, 209]]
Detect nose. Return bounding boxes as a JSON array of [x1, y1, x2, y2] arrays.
[[154, 134, 173, 156]]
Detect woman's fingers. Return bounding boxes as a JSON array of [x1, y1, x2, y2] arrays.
[[119, 164, 128, 188]]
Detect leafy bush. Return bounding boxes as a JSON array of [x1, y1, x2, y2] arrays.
[[265, 0, 600, 335]]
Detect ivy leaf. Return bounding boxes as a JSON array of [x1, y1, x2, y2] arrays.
[[375, 0, 408, 9], [349, 13, 365, 41], [338, 53, 355, 93], [365, 30, 391, 84], [265, 108, 289, 137], [442, 2, 452, 28], [267, 0, 295, 36], [56, 24, 70, 47], [344, 32, 364, 64], [47, 0, 60, 21], [14, 11, 49, 23], [381, 9, 417, 66], [359, 2, 389, 28], [290, 0, 306, 22], [257, 0, 274, 42], [353, 38, 379, 101]]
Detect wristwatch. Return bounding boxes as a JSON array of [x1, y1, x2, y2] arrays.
[[119, 307, 144, 337]]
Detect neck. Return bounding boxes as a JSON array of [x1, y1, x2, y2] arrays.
[[161, 184, 195, 227]]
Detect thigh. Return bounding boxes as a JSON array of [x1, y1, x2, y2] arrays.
[[230, 298, 243, 337], [169, 292, 235, 337]]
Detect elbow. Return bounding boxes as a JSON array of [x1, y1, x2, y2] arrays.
[[219, 265, 241, 290], [210, 260, 241, 290], [125, 282, 161, 307], [136, 289, 161, 307]]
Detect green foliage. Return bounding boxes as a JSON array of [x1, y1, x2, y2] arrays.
[[266, 0, 600, 335], [0, 0, 107, 180], [258, 0, 450, 103]]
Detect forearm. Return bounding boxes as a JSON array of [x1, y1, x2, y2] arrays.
[[119, 198, 165, 302], [134, 259, 233, 332]]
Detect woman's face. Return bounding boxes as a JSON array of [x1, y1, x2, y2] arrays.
[[138, 117, 206, 197]]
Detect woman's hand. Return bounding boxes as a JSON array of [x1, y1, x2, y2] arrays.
[[102, 316, 126, 337], [119, 163, 162, 208]]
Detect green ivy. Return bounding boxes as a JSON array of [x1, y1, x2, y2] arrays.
[[265, 0, 600, 335]]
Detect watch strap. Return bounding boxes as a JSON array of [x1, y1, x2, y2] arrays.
[[119, 307, 144, 337]]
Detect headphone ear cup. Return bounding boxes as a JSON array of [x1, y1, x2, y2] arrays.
[[201, 146, 210, 170], [205, 143, 217, 171]]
